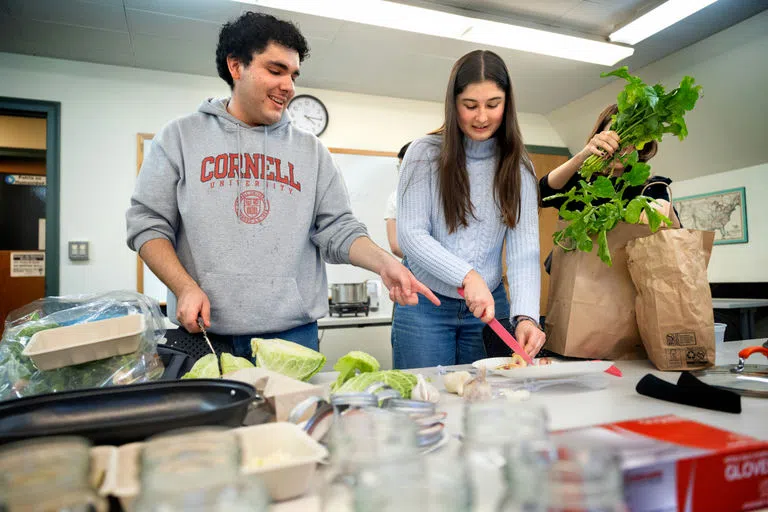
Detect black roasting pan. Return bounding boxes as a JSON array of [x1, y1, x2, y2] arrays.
[[0, 379, 260, 445]]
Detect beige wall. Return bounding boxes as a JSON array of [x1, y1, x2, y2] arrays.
[[546, 10, 768, 183], [0, 115, 46, 149], [672, 163, 767, 283]]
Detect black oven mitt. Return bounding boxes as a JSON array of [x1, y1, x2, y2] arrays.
[[636, 372, 741, 414]]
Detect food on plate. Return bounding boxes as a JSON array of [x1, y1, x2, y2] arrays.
[[443, 371, 472, 396], [495, 355, 553, 370], [251, 338, 326, 381], [331, 350, 380, 391], [462, 366, 492, 402], [496, 353, 529, 370]]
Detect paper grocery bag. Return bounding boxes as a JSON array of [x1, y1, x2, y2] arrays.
[[544, 221, 656, 360], [626, 229, 716, 371]]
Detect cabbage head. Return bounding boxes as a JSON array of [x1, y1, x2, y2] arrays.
[[181, 353, 220, 379], [251, 338, 326, 381], [220, 353, 254, 375], [334, 370, 417, 398], [331, 350, 380, 391]]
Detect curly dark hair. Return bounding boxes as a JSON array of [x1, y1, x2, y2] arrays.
[[216, 12, 310, 89], [397, 142, 411, 161]]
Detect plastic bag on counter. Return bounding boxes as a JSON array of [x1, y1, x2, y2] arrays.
[[0, 291, 167, 401]]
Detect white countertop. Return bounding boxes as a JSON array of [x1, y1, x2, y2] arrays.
[[273, 338, 768, 511], [712, 297, 768, 309]]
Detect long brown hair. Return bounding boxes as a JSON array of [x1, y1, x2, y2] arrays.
[[589, 104, 658, 162], [434, 50, 534, 233]]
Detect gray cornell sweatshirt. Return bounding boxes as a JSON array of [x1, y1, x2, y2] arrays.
[[126, 98, 368, 335]]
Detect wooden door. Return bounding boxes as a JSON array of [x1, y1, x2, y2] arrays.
[[500, 151, 569, 316], [529, 152, 569, 315], [0, 160, 47, 333]]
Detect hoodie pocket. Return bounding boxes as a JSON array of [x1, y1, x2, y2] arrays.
[[198, 272, 311, 335]]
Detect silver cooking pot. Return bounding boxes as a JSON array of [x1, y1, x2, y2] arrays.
[[330, 282, 368, 304]]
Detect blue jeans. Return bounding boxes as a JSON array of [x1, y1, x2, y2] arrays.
[[230, 321, 319, 363], [391, 284, 509, 369]]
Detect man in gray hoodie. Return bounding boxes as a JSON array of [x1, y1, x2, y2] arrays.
[[126, 12, 439, 355]]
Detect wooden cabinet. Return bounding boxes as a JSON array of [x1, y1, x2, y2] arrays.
[[501, 150, 570, 316]]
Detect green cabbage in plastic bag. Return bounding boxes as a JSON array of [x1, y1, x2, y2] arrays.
[[250, 338, 326, 381], [334, 370, 417, 398], [181, 354, 220, 379], [331, 350, 380, 391], [220, 353, 254, 374]]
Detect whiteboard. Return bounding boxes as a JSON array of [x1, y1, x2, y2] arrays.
[[326, 150, 399, 285]]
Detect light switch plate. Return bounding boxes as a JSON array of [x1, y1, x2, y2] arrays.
[[68, 241, 89, 261]]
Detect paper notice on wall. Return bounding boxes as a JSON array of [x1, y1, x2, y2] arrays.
[[10, 252, 45, 277], [4, 175, 47, 186]]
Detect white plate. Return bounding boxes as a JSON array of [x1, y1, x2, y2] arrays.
[[472, 357, 613, 381]]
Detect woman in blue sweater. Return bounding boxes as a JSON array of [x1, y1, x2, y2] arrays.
[[393, 50, 545, 369]]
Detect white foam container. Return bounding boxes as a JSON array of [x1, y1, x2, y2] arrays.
[[22, 314, 145, 370], [236, 422, 328, 501]]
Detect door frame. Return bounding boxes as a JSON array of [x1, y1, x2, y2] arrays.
[[0, 97, 61, 295]]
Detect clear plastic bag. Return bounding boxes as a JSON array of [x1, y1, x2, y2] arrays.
[[0, 291, 167, 401]]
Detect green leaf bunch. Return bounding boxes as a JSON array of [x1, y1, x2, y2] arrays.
[[547, 67, 701, 265]]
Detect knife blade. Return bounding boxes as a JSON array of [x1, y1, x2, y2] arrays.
[[456, 288, 534, 365], [197, 318, 222, 375]]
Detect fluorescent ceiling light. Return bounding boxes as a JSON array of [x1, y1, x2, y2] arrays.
[[610, 0, 719, 45], [237, 0, 634, 66]]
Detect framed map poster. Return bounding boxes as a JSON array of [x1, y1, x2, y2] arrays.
[[676, 187, 748, 245]]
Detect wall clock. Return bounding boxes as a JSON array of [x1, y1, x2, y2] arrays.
[[287, 94, 329, 136]]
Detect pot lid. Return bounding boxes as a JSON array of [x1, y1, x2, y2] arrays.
[[692, 346, 768, 398]]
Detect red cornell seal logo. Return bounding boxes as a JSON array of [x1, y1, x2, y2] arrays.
[[234, 190, 270, 224]]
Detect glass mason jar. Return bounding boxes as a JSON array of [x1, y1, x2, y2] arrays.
[[462, 401, 549, 511], [330, 392, 379, 415], [353, 450, 471, 512], [500, 444, 628, 512], [320, 408, 420, 511], [0, 436, 107, 511], [140, 427, 240, 493], [134, 473, 270, 512]]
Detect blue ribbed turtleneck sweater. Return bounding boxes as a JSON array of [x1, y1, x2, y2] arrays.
[[396, 134, 540, 321]]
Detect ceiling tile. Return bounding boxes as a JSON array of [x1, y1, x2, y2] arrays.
[[254, 6, 343, 42], [125, 0, 242, 24], [0, 15, 135, 66], [131, 33, 218, 76], [4, 0, 128, 32], [560, 0, 648, 34], [126, 9, 220, 40]]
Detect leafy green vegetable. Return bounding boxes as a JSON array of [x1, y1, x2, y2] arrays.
[[546, 67, 701, 265], [335, 370, 418, 399], [251, 338, 326, 381], [331, 351, 380, 391], [181, 353, 221, 379], [220, 353, 255, 374]]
